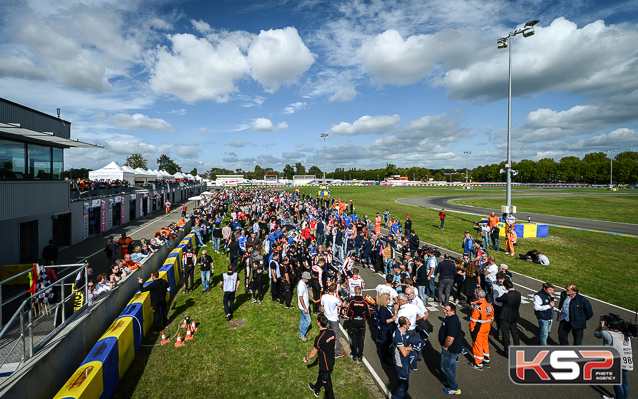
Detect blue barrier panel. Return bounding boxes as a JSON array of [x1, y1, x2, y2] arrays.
[[159, 263, 177, 295], [119, 305, 144, 354], [514, 224, 524, 239], [537, 224, 549, 238], [80, 337, 119, 399]]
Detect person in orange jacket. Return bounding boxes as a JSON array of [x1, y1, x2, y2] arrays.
[[469, 288, 494, 371], [374, 213, 382, 236], [117, 232, 133, 259], [487, 212, 500, 230], [122, 253, 140, 270], [165, 200, 171, 214]]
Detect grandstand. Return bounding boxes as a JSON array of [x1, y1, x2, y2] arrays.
[[292, 175, 315, 185]]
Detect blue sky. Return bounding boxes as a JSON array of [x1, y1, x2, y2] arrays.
[[1, 0, 637, 174]]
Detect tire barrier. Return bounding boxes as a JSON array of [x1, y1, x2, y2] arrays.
[[53, 233, 196, 399]]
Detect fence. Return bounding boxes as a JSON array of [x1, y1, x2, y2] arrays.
[[0, 262, 89, 377]]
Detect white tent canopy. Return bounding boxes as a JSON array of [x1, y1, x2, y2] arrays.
[[89, 161, 135, 185], [134, 167, 155, 184], [160, 169, 173, 178], [173, 172, 186, 179]]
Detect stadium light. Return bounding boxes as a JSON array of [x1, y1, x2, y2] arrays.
[[498, 19, 539, 214], [320, 132, 328, 182], [464, 150, 471, 183], [606, 149, 617, 188]]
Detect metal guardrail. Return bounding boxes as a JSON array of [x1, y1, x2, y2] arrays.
[[0, 263, 89, 378], [69, 181, 205, 201]]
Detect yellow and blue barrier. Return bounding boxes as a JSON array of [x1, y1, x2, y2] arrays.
[[56, 233, 193, 399]]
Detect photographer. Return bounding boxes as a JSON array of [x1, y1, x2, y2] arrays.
[[594, 315, 633, 399]]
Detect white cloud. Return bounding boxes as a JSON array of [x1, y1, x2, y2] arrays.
[[252, 118, 289, 132], [228, 140, 247, 147], [248, 27, 316, 92], [150, 32, 250, 103], [175, 145, 201, 158], [283, 101, 307, 114], [199, 127, 208, 134], [110, 113, 174, 131], [331, 114, 401, 136]]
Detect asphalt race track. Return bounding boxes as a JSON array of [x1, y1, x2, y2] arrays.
[[397, 191, 638, 237], [347, 229, 637, 399]]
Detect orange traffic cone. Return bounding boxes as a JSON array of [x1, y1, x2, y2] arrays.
[[174, 332, 184, 347], [191, 319, 198, 332], [161, 330, 170, 346], [185, 325, 194, 341], [181, 315, 190, 329]]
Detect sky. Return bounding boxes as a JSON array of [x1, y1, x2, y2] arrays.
[[1, 0, 637, 174]]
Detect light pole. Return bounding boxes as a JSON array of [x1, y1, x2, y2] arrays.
[[498, 19, 539, 214], [464, 150, 471, 183], [320, 132, 328, 183], [606, 149, 617, 187]]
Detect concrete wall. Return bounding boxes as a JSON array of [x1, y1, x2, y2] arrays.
[[0, 220, 191, 398]]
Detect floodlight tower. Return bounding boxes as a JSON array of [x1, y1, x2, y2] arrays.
[[497, 19, 539, 214], [320, 132, 328, 182]]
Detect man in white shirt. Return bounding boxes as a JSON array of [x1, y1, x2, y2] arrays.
[[347, 268, 365, 299], [482, 257, 499, 302], [321, 284, 345, 358], [220, 265, 240, 321], [298, 271, 311, 342], [405, 287, 427, 316], [396, 292, 427, 361], [376, 274, 398, 307], [491, 273, 508, 339]]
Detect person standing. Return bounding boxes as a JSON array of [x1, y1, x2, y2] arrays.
[[181, 204, 187, 218], [376, 293, 396, 365], [249, 247, 264, 304], [41, 239, 58, 265], [533, 282, 557, 346], [138, 272, 170, 333], [383, 209, 390, 227], [321, 284, 345, 358], [439, 302, 463, 395], [220, 265, 240, 321], [182, 244, 196, 293], [117, 232, 133, 259], [392, 316, 413, 399], [304, 313, 336, 399], [298, 271, 311, 342], [198, 249, 213, 293], [165, 200, 171, 214], [437, 254, 456, 305], [269, 251, 281, 302], [505, 223, 517, 256], [104, 237, 117, 266], [439, 209, 446, 230], [279, 257, 293, 308], [490, 224, 500, 252], [404, 216, 412, 240], [469, 289, 493, 370], [346, 286, 371, 362], [557, 284, 593, 345], [496, 279, 521, 353], [594, 316, 633, 399]]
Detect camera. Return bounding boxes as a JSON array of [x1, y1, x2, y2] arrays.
[[601, 313, 638, 337]]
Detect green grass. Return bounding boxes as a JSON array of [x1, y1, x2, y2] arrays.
[[295, 186, 638, 309], [114, 244, 383, 399], [450, 196, 638, 224]]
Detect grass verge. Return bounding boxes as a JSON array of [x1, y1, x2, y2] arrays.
[[450, 195, 638, 224], [113, 242, 384, 399], [294, 186, 637, 309]]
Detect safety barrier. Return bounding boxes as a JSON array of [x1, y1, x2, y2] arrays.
[[53, 233, 195, 399]]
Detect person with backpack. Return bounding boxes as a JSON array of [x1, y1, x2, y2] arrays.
[[425, 248, 438, 302]]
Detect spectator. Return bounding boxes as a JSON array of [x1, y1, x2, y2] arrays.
[[439, 302, 463, 395], [557, 284, 593, 346], [130, 246, 148, 263], [42, 239, 58, 265], [533, 282, 558, 346]]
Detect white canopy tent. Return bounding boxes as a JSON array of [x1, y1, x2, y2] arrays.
[[134, 167, 156, 184], [160, 170, 174, 178], [173, 172, 186, 180], [89, 161, 135, 185]]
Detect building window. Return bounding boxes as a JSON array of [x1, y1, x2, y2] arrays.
[[28, 143, 52, 179], [52, 147, 63, 180], [0, 138, 26, 179]]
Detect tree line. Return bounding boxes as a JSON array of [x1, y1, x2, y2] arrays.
[[65, 151, 638, 184]]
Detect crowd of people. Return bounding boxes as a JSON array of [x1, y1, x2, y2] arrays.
[[178, 187, 631, 399]]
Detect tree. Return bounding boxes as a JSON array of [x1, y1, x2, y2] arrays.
[[124, 153, 148, 169], [308, 165, 322, 177], [157, 154, 181, 175], [384, 163, 398, 177], [294, 162, 306, 175], [190, 167, 198, 176], [282, 164, 295, 179]]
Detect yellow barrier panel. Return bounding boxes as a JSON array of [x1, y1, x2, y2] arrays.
[[523, 224, 538, 238], [497, 222, 507, 237], [100, 318, 135, 379], [0, 264, 32, 284], [127, 291, 153, 336], [53, 361, 104, 399]]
